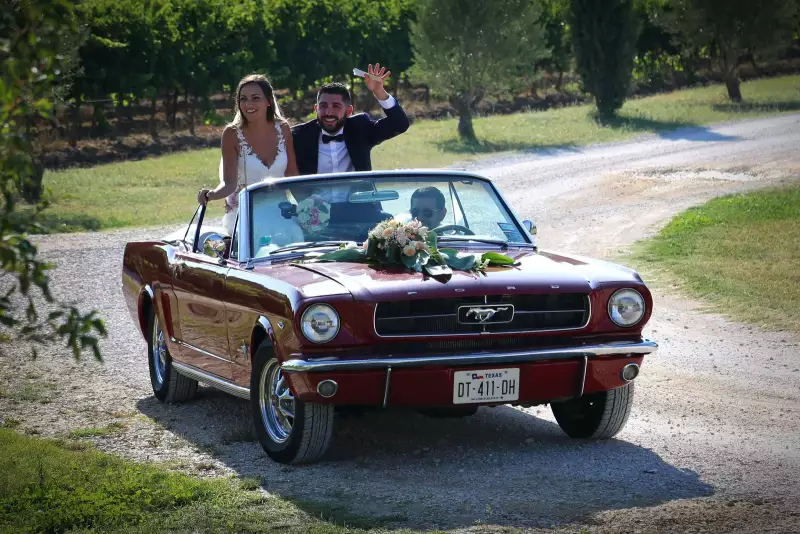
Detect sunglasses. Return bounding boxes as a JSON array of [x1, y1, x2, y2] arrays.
[[411, 207, 440, 218]]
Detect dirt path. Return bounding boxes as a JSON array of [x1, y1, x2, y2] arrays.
[[3, 114, 800, 533]]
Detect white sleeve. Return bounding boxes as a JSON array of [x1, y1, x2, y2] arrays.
[[377, 94, 397, 109]]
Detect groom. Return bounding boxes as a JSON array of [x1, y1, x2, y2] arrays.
[[291, 63, 410, 175]]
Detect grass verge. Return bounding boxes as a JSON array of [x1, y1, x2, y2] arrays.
[[628, 183, 800, 332], [0, 427, 425, 534], [39, 75, 800, 233]]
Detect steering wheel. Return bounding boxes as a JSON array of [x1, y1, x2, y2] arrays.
[[432, 224, 475, 236]]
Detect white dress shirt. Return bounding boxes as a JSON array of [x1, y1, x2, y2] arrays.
[[317, 94, 397, 175]]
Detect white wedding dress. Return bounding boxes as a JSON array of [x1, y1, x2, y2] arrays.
[[220, 123, 304, 248]]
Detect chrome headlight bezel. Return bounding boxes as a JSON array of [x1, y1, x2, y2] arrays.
[[300, 303, 341, 344], [607, 288, 646, 328]]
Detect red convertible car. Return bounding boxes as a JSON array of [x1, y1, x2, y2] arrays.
[[122, 170, 657, 464]]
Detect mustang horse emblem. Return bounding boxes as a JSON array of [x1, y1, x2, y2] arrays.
[[465, 306, 510, 323]]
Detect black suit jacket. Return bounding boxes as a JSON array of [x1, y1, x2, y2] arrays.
[[291, 100, 410, 175]]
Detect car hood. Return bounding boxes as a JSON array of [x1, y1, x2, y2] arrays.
[[285, 248, 643, 301]]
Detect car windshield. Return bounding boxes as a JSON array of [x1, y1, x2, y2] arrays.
[[246, 175, 530, 258]]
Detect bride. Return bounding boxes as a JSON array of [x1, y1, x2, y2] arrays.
[[197, 74, 302, 243]]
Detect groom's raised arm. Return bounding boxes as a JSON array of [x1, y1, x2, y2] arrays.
[[359, 63, 410, 144]]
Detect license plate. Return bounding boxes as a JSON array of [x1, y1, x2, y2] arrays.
[[452, 368, 520, 404]]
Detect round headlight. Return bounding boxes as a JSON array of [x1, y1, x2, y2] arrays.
[[608, 288, 645, 327], [300, 304, 340, 344]]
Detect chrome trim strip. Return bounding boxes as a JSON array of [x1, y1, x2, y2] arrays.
[[257, 316, 273, 333], [238, 186, 252, 262], [373, 309, 588, 323], [578, 355, 588, 397], [281, 339, 658, 373], [383, 366, 392, 408], [172, 361, 250, 400], [373, 294, 592, 338], [171, 338, 230, 363]]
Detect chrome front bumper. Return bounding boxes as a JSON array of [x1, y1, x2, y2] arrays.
[[281, 339, 658, 373]]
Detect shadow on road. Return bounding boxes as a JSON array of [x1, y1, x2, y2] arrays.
[[137, 387, 714, 530], [602, 116, 740, 142]]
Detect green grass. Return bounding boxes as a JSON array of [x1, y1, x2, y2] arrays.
[[0, 428, 430, 534], [69, 422, 128, 439], [40, 75, 800, 233], [629, 183, 800, 332]]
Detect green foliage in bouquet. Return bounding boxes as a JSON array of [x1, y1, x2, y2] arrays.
[[308, 219, 518, 278]]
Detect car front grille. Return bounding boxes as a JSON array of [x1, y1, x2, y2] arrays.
[[374, 293, 590, 336]]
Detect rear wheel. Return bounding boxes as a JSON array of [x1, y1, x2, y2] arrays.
[[147, 308, 197, 403], [551, 382, 634, 439], [250, 344, 334, 464]]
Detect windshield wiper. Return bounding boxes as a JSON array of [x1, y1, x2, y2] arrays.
[[268, 241, 353, 255], [436, 236, 512, 249]]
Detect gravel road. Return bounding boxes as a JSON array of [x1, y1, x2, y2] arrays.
[[2, 113, 800, 533]]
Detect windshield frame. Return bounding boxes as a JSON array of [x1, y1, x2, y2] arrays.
[[236, 170, 536, 264]]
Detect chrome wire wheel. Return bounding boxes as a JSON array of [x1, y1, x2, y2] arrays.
[[151, 316, 168, 386], [259, 360, 295, 444]]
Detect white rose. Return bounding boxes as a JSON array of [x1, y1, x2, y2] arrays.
[[402, 244, 416, 257]]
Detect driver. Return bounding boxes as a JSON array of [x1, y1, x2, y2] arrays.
[[410, 186, 447, 229]]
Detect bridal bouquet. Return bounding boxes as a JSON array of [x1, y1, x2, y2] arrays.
[[296, 195, 330, 234], [308, 218, 518, 277]]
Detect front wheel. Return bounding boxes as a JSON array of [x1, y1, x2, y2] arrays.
[[551, 382, 634, 439], [250, 345, 334, 464]]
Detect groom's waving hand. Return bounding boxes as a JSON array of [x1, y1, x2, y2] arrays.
[[291, 63, 410, 175]]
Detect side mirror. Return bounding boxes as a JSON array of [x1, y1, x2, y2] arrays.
[[203, 233, 227, 261], [522, 219, 537, 235]]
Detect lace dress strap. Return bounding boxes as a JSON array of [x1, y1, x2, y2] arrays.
[[275, 121, 286, 154]]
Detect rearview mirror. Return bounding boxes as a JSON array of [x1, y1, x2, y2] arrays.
[[349, 190, 400, 203]]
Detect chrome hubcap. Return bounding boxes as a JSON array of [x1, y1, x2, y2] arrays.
[[151, 317, 167, 385], [259, 361, 295, 443]]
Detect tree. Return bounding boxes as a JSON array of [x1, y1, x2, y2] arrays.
[[410, 0, 550, 141], [537, 0, 572, 91], [1, 0, 106, 360], [569, 0, 639, 119], [665, 0, 798, 101]]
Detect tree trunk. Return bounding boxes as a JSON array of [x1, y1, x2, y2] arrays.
[[69, 101, 81, 148], [458, 112, 475, 140], [20, 117, 44, 203], [188, 93, 196, 136], [170, 90, 178, 132], [720, 44, 742, 102], [724, 76, 742, 102], [148, 94, 158, 139], [556, 70, 564, 92]]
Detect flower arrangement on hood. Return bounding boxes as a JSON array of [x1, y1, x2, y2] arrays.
[[308, 218, 518, 277]]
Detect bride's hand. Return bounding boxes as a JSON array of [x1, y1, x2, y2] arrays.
[[198, 188, 211, 205]]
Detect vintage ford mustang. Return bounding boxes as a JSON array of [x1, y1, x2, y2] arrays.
[[122, 169, 657, 464]]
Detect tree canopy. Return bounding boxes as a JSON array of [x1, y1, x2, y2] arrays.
[[1, 0, 106, 360], [409, 0, 549, 140]]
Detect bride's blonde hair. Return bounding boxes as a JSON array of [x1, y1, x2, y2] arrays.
[[229, 74, 286, 127]]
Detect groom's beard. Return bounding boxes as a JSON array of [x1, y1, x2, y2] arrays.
[[319, 115, 346, 134]]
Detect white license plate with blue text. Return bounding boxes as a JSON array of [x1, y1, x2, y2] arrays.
[[452, 368, 520, 404]]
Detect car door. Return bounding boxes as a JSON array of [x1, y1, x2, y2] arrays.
[[170, 246, 233, 380]]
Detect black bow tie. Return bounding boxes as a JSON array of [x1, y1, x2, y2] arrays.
[[321, 133, 345, 144]]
